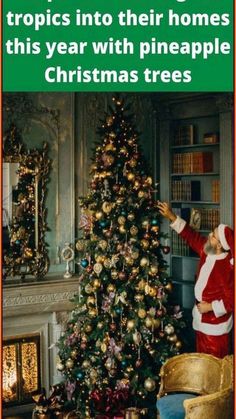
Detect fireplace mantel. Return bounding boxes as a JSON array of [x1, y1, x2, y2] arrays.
[[3, 275, 80, 318]]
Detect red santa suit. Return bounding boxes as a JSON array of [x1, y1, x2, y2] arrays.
[[170, 216, 234, 358]]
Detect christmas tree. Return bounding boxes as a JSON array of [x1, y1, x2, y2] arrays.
[[57, 96, 185, 418]]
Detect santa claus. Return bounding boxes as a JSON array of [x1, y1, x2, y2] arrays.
[[157, 202, 234, 358]]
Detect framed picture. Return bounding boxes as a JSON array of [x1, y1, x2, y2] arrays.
[[189, 208, 201, 230]]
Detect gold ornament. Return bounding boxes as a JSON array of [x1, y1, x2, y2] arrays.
[[140, 257, 149, 267], [87, 296, 95, 305], [102, 202, 112, 214], [132, 251, 139, 260], [131, 267, 139, 277], [104, 258, 112, 269], [99, 239, 108, 250], [120, 146, 128, 154], [140, 239, 149, 249], [151, 239, 160, 248], [145, 177, 152, 185], [175, 340, 182, 349], [101, 343, 107, 353], [138, 190, 145, 198], [95, 255, 104, 263], [88, 308, 97, 318], [56, 362, 64, 371], [91, 163, 97, 171], [97, 322, 104, 329], [164, 324, 175, 335], [119, 225, 126, 234], [142, 220, 149, 229], [84, 284, 93, 294], [151, 226, 159, 233], [137, 279, 146, 290], [138, 308, 147, 319], [135, 294, 144, 303], [144, 377, 156, 392], [105, 358, 113, 370], [71, 349, 78, 359], [144, 283, 150, 295], [111, 269, 119, 279], [17, 226, 26, 239], [119, 186, 126, 195], [133, 330, 142, 345], [165, 283, 173, 292], [106, 116, 113, 125], [125, 256, 134, 266], [149, 265, 158, 275], [125, 408, 141, 419], [145, 316, 153, 329], [129, 158, 137, 168], [148, 287, 157, 297], [126, 366, 134, 373], [107, 283, 116, 293], [130, 226, 138, 236], [127, 319, 135, 330], [65, 358, 74, 369], [153, 319, 161, 329], [117, 197, 124, 205], [127, 213, 135, 221], [105, 142, 116, 151], [85, 324, 93, 333], [168, 334, 178, 343], [127, 172, 135, 181], [134, 180, 141, 189], [93, 278, 101, 289], [93, 262, 103, 275], [23, 247, 33, 259], [76, 240, 85, 251], [109, 367, 117, 377], [95, 211, 103, 220], [82, 360, 91, 368], [118, 216, 126, 225], [103, 154, 115, 167]]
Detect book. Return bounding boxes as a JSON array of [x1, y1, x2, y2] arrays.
[[203, 132, 219, 144]]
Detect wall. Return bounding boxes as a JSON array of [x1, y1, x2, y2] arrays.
[[3, 92, 157, 274]]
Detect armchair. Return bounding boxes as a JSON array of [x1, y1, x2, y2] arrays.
[[156, 353, 233, 419]]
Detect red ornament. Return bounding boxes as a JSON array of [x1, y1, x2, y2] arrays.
[[162, 246, 170, 254], [118, 271, 127, 281], [135, 359, 143, 368], [110, 322, 117, 331], [80, 342, 87, 349], [86, 266, 93, 273], [104, 230, 112, 238], [113, 184, 120, 192]]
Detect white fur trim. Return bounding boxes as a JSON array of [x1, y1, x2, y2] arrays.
[[192, 305, 233, 335], [212, 300, 227, 318], [195, 253, 227, 301], [218, 224, 230, 250], [170, 216, 186, 234], [230, 258, 234, 265]]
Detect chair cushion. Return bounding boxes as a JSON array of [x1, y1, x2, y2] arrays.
[[156, 393, 198, 419]]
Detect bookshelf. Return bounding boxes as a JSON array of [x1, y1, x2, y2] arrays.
[[157, 94, 233, 313]]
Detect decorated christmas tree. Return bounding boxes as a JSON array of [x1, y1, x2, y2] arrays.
[[57, 96, 185, 418]]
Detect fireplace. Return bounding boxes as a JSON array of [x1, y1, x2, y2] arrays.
[[3, 334, 41, 406]]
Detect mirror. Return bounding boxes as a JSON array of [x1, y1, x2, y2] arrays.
[[3, 124, 51, 281]]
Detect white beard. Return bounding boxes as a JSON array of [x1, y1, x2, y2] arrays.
[[203, 240, 217, 255]]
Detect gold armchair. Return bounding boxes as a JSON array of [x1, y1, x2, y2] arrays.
[[157, 353, 233, 419]]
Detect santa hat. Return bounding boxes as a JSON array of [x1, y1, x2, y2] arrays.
[[218, 224, 234, 265]]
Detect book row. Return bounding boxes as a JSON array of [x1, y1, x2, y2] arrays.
[[172, 151, 213, 174]]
